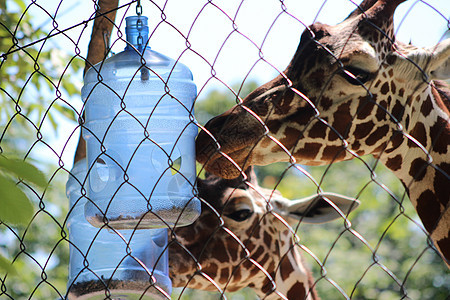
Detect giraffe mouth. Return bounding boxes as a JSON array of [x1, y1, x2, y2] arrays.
[[195, 103, 265, 179], [196, 126, 255, 179], [197, 143, 253, 179]]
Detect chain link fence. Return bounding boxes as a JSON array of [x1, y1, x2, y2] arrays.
[[1, 0, 449, 299]]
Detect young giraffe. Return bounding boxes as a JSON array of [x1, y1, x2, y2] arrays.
[[195, 0, 450, 265], [169, 168, 359, 299]]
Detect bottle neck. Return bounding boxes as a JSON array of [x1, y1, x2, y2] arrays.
[[125, 16, 150, 52]]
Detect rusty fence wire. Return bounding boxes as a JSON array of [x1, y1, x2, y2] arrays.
[[0, 0, 449, 299]]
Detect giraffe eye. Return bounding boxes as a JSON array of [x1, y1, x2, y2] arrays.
[[340, 66, 373, 85], [224, 209, 253, 222]]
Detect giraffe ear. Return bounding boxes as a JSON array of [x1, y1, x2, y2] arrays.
[[282, 193, 360, 224], [429, 40, 450, 80], [408, 39, 450, 80]]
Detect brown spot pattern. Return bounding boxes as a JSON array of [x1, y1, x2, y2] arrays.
[[375, 100, 388, 121], [380, 82, 390, 95], [330, 102, 352, 141], [280, 254, 294, 281], [388, 69, 394, 77], [253, 246, 265, 261], [366, 125, 389, 146], [259, 253, 270, 268], [263, 231, 272, 247], [232, 265, 241, 282], [296, 142, 322, 161], [408, 122, 427, 148], [266, 119, 283, 135], [374, 79, 382, 88], [429, 116, 449, 154], [391, 100, 405, 122], [416, 190, 440, 232], [405, 115, 410, 131], [219, 267, 230, 284], [308, 120, 327, 139], [409, 158, 428, 181], [436, 237, 450, 263], [320, 96, 333, 110], [434, 163, 450, 207], [274, 90, 294, 115], [385, 154, 403, 171], [279, 126, 302, 150], [262, 276, 275, 295], [321, 145, 346, 161], [293, 106, 316, 126], [209, 263, 218, 277], [386, 131, 404, 153], [420, 95, 433, 117], [352, 140, 361, 151], [354, 121, 375, 139], [287, 282, 307, 300], [390, 80, 396, 94], [357, 95, 376, 120], [386, 54, 396, 65]]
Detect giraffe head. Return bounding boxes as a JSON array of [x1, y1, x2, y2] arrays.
[[195, 0, 450, 179], [169, 168, 360, 299]]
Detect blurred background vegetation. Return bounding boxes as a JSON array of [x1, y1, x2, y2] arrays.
[[1, 0, 449, 299]]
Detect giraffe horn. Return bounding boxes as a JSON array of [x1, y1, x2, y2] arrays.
[[346, 0, 379, 19], [347, 0, 406, 20]]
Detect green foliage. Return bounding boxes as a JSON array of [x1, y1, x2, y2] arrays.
[[0, 155, 48, 276], [195, 81, 260, 125], [0, 170, 35, 226], [0, 155, 47, 188], [0, 255, 16, 276], [0, 0, 80, 298], [0, 0, 83, 135]]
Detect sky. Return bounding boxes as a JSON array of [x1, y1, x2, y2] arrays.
[[33, 0, 449, 92], [16, 0, 450, 168]]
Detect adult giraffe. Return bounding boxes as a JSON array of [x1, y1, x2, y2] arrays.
[[169, 168, 360, 299], [195, 0, 450, 265]]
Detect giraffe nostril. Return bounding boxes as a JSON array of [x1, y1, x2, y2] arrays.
[[195, 128, 220, 163]]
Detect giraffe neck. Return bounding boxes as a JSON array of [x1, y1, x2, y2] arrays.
[[379, 81, 449, 261], [256, 232, 318, 300], [170, 220, 319, 299]]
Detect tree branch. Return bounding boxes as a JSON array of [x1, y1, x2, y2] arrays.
[[74, 0, 119, 163]]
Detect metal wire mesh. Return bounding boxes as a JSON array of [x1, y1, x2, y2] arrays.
[[0, 0, 449, 299]]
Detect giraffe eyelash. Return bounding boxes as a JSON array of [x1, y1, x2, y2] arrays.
[[224, 208, 253, 222], [339, 66, 374, 85]]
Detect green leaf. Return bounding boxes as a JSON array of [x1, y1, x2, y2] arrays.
[[61, 80, 78, 96], [0, 175, 34, 225], [0, 155, 47, 188], [47, 111, 58, 131], [53, 103, 77, 121], [0, 254, 17, 276]]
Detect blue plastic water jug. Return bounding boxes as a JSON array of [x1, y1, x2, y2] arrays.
[[82, 15, 200, 229], [66, 159, 172, 299]]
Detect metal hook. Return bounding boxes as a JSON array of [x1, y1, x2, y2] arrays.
[[103, 30, 111, 57], [136, 0, 142, 16]]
